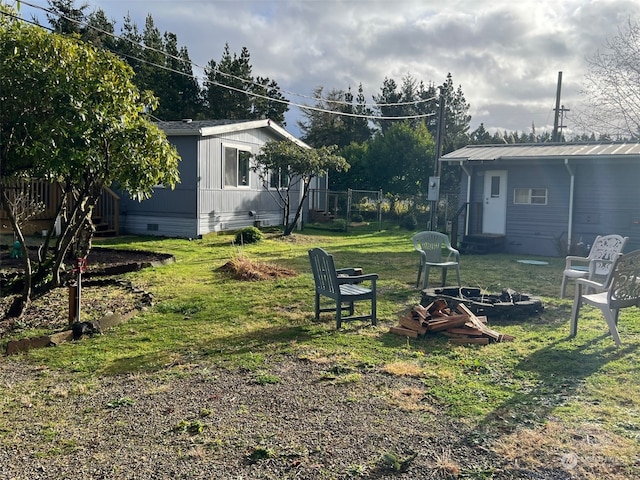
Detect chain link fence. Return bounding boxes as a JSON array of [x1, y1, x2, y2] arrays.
[[308, 189, 460, 232]]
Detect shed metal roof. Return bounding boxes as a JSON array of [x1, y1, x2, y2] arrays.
[[441, 142, 640, 162]]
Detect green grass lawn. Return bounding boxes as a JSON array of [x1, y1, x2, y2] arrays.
[[3, 223, 640, 477]]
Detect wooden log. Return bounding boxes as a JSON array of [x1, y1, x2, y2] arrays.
[[447, 327, 485, 336], [412, 304, 429, 321], [389, 326, 419, 338], [449, 337, 490, 345], [426, 314, 469, 332], [427, 299, 449, 317], [399, 315, 427, 334], [456, 303, 503, 341]]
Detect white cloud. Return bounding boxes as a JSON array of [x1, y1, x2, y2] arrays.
[[21, 0, 640, 137]]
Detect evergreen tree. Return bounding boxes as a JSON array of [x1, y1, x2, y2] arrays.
[[469, 123, 493, 144], [46, 0, 87, 35], [343, 84, 373, 144], [114, 14, 143, 77], [373, 77, 403, 133], [252, 76, 288, 124], [204, 44, 287, 122], [439, 73, 471, 154], [84, 8, 116, 50], [298, 85, 372, 148], [204, 44, 253, 119], [172, 42, 203, 120]]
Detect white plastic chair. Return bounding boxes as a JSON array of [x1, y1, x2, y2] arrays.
[[570, 249, 640, 346], [412, 231, 461, 290], [560, 234, 628, 298]]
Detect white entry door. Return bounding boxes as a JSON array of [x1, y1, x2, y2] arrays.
[[482, 170, 507, 235]]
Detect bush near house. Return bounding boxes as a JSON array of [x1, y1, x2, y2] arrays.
[[234, 226, 263, 245]]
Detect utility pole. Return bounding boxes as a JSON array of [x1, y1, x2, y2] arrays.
[[552, 72, 569, 142], [429, 88, 446, 230]]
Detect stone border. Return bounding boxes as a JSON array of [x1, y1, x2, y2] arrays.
[[3, 249, 170, 355], [5, 310, 137, 355]]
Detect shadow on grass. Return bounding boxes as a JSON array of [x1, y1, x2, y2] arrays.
[[469, 333, 636, 440], [100, 323, 328, 375]]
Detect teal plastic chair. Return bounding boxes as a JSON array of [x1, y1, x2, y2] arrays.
[[412, 231, 460, 290]]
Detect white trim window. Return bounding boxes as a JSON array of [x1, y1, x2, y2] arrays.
[[269, 168, 289, 189], [224, 146, 251, 188], [514, 187, 547, 205]]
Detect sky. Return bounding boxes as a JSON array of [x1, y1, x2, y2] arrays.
[[18, 0, 640, 138]]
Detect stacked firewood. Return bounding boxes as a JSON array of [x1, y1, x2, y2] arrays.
[[389, 299, 515, 344]]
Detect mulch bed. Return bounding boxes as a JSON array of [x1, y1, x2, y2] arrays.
[[0, 248, 173, 339]]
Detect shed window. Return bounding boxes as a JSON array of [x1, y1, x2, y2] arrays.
[[514, 188, 547, 205], [224, 146, 251, 188]]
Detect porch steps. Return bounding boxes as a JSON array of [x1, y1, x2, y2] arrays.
[[460, 234, 505, 254], [92, 216, 117, 237]]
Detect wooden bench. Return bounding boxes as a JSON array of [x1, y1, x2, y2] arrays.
[[308, 247, 378, 328]]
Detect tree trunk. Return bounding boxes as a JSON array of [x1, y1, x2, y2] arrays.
[[50, 195, 95, 287], [283, 178, 311, 236], [0, 189, 32, 318]]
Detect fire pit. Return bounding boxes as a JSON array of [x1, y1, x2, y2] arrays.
[[421, 287, 543, 319]]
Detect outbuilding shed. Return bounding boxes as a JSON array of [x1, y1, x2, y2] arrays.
[[441, 142, 640, 257]]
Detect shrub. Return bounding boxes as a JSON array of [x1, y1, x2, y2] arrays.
[[401, 214, 418, 231], [332, 218, 347, 232], [351, 213, 364, 223], [235, 226, 263, 245]]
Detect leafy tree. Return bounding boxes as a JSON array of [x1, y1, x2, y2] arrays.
[[329, 141, 369, 191], [575, 18, 640, 140], [0, 13, 180, 316], [253, 140, 349, 235], [365, 121, 435, 195]]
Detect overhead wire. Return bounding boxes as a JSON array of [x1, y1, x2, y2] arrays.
[[13, 0, 438, 120]]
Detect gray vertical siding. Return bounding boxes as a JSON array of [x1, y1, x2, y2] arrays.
[[459, 159, 640, 257], [505, 163, 570, 256], [195, 131, 301, 236], [120, 122, 317, 238], [573, 160, 640, 251], [119, 136, 198, 237]]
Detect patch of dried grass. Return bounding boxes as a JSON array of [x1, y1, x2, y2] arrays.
[[383, 361, 424, 377], [218, 256, 297, 281], [387, 387, 435, 412], [492, 420, 637, 479]]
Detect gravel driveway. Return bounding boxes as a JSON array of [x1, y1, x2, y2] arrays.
[[0, 356, 576, 480]]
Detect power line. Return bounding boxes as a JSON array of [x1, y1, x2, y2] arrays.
[[14, 0, 437, 121]]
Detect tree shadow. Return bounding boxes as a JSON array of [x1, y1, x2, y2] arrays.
[[457, 333, 637, 476]]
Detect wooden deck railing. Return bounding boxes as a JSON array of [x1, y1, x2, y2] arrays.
[[0, 180, 119, 236]]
